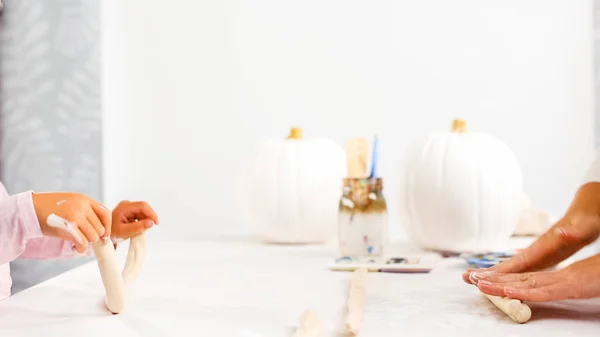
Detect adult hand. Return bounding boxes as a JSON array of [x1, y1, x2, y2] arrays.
[[32, 192, 112, 253], [462, 182, 600, 284], [468, 253, 600, 301], [111, 200, 159, 240]]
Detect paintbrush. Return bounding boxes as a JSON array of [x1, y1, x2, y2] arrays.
[[367, 135, 379, 178]]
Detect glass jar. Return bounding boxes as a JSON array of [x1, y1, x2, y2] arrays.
[[338, 178, 389, 257]]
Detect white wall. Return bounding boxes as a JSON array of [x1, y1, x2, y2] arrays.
[[101, 0, 594, 240], [101, 0, 133, 211]]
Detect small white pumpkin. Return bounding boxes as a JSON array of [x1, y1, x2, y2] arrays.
[[398, 119, 524, 252], [241, 127, 347, 243]]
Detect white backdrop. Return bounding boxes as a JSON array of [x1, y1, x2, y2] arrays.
[[101, 0, 595, 240]]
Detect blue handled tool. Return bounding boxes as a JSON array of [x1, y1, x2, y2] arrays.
[[368, 135, 379, 178]]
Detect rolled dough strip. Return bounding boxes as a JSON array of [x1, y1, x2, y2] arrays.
[[122, 234, 146, 285], [91, 234, 146, 314], [344, 267, 368, 335], [293, 310, 323, 337], [483, 293, 531, 323]]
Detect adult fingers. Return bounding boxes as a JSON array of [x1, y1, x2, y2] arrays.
[[475, 274, 562, 297], [86, 213, 111, 244], [77, 218, 100, 245], [487, 224, 586, 274], [469, 270, 557, 285], [91, 202, 112, 238], [462, 268, 480, 284], [86, 210, 105, 238], [71, 225, 89, 254], [463, 267, 509, 285], [503, 282, 573, 302], [45, 214, 87, 250], [49, 222, 86, 252]]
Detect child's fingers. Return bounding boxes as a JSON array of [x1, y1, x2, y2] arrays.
[[125, 201, 159, 225], [139, 218, 155, 229], [91, 202, 112, 238], [117, 219, 154, 239]]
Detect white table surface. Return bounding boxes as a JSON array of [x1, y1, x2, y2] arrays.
[[0, 232, 599, 337]]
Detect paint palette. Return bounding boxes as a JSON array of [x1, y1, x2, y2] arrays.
[[460, 251, 517, 268], [329, 255, 439, 273]]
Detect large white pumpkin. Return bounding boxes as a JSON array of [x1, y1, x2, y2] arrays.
[[398, 119, 524, 252], [240, 127, 346, 243]]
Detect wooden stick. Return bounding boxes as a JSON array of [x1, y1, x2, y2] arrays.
[[344, 267, 368, 335], [293, 310, 323, 337], [483, 293, 531, 323], [345, 137, 369, 178]]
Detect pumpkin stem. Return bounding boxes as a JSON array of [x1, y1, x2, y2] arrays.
[[451, 119, 467, 133], [288, 127, 303, 139]]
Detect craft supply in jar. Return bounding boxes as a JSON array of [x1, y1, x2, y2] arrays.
[[338, 178, 389, 256]]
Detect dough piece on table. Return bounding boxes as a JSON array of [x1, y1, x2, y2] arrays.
[[344, 267, 368, 335], [483, 293, 531, 323], [293, 310, 322, 337], [92, 234, 146, 314]]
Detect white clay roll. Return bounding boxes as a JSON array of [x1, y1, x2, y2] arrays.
[[483, 293, 532, 324], [92, 234, 146, 314], [122, 234, 147, 285]]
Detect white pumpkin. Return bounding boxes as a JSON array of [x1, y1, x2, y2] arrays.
[[398, 119, 524, 252], [240, 127, 347, 243]]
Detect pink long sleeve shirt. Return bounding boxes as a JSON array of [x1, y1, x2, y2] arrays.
[[0, 183, 78, 301]]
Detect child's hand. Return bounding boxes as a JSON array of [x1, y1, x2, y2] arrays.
[[32, 192, 111, 253], [111, 200, 159, 241]]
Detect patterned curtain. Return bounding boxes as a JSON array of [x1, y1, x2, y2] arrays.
[[0, 0, 102, 294]]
